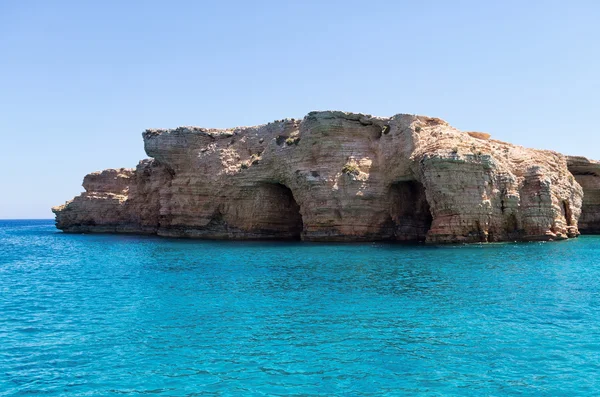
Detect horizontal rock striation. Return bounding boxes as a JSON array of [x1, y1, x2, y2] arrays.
[[53, 111, 590, 243], [567, 156, 600, 233]]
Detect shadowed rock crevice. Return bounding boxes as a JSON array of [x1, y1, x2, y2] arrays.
[[562, 201, 573, 227], [388, 180, 433, 241]]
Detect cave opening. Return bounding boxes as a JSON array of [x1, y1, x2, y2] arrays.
[[256, 182, 304, 240], [388, 180, 433, 241]]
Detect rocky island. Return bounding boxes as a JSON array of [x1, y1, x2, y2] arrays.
[[53, 111, 600, 243]]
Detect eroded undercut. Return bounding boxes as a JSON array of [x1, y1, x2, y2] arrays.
[[388, 180, 433, 241], [255, 183, 304, 239]]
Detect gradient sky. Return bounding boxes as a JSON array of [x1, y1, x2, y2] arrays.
[[1, 0, 599, 218]]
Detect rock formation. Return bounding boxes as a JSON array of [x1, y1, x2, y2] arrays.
[[567, 156, 600, 233], [53, 111, 589, 243]]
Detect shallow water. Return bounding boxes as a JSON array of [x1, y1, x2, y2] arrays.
[[1, 220, 599, 396]]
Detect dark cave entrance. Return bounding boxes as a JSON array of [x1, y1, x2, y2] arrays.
[[388, 180, 433, 241], [256, 183, 304, 239]]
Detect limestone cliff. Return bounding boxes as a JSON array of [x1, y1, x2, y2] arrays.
[[53, 111, 587, 243], [567, 156, 600, 233]]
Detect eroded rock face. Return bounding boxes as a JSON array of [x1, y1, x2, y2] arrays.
[[53, 111, 588, 243], [567, 156, 600, 233]]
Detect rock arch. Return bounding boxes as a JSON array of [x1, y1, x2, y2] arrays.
[[252, 182, 304, 239]]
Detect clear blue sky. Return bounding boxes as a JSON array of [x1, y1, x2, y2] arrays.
[[1, 0, 599, 219]]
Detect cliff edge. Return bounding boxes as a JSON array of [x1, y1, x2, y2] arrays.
[[53, 111, 591, 243]]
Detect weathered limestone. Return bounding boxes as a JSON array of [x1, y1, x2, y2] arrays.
[[567, 156, 600, 233], [53, 111, 589, 243]]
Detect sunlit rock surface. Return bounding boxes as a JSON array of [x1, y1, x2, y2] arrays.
[[53, 111, 589, 243]]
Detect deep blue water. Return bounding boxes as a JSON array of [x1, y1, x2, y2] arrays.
[[1, 220, 600, 396]]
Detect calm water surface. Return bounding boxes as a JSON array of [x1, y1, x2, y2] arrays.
[[1, 220, 599, 396]]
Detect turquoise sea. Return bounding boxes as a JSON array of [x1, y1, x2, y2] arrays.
[[1, 220, 600, 396]]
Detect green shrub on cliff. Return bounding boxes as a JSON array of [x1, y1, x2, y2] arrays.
[[342, 164, 360, 175], [286, 136, 300, 146]]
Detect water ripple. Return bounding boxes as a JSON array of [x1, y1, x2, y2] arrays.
[[1, 220, 600, 396]]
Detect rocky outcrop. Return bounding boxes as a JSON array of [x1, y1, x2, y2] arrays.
[[567, 156, 600, 233], [53, 111, 588, 243]]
